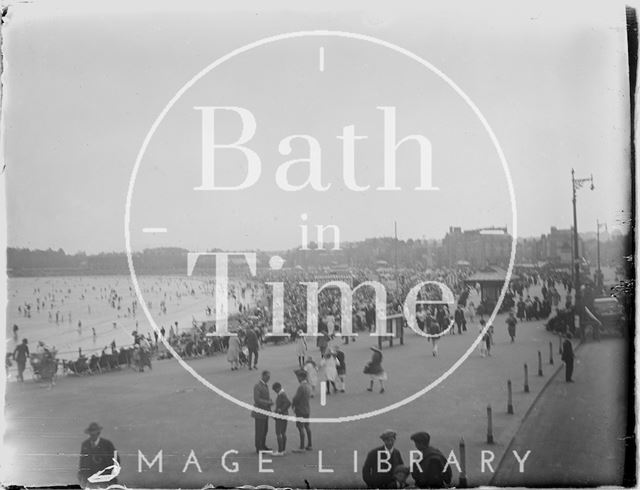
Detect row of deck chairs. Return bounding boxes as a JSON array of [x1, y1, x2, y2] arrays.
[[62, 347, 140, 376], [158, 335, 228, 360]]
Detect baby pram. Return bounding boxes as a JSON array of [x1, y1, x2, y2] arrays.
[[30, 349, 58, 382], [238, 346, 249, 367]]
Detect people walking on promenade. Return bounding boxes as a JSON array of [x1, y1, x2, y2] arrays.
[[478, 320, 487, 357], [335, 345, 346, 392], [506, 311, 517, 343], [245, 327, 260, 370], [291, 369, 312, 452], [227, 333, 242, 371], [319, 350, 339, 395], [317, 331, 330, 358], [478, 320, 493, 357], [561, 333, 575, 382], [13, 338, 30, 382], [454, 305, 466, 334], [426, 309, 439, 356], [365, 347, 386, 394], [516, 298, 526, 321], [466, 301, 476, 325]]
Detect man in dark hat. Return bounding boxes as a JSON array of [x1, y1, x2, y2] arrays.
[[245, 326, 260, 370], [334, 345, 346, 392], [454, 305, 466, 334], [252, 370, 273, 453], [409, 431, 451, 489], [78, 422, 120, 487], [362, 429, 404, 488], [561, 333, 575, 382], [291, 369, 313, 452]]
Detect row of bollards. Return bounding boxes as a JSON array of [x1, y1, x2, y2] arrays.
[[476, 342, 558, 487], [485, 343, 556, 445]]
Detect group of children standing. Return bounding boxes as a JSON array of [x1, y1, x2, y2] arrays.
[[295, 330, 347, 396], [266, 338, 386, 456], [268, 368, 313, 456]]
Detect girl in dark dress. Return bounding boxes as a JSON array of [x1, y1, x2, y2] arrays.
[[364, 347, 386, 393]]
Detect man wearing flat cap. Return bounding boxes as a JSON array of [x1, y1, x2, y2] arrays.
[[362, 429, 404, 488], [78, 422, 120, 487], [409, 431, 451, 488]]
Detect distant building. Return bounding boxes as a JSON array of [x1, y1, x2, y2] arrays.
[[515, 237, 545, 264], [542, 226, 583, 266], [442, 226, 512, 268]]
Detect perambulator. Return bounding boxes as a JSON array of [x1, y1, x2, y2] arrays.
[[30, 349, 58, 383], [238, 346, 249, 368]]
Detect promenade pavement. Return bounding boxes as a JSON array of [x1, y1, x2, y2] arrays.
[[492, 336, 631, 487], [3, 298, 572, 488]]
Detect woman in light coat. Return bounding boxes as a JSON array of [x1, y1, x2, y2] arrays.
[[227, 334, 242, 370], [466, 301, 476, 324]]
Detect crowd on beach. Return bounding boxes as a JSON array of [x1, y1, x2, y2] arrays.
[[7, 266, 577, 388]]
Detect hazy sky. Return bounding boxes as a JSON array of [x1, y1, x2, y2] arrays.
[[2, 0, 632, 253]]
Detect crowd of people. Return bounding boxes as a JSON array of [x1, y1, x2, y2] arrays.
[[8, 266, 579, 392], [34, 265, 585, 489]]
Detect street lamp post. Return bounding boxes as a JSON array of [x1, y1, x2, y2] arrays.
[[571, 169, 594, 337], [394, 221, 400, 303], [597, 219, 601, 274], [596, 220, 606, 291]]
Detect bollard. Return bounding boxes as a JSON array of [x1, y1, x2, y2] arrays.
[[507, 380, 514, 414], [549, 341, 554, 365], [538, 350, 543, 377], [524, 364, 530, 393], [459, 437, 468, 488], [486, 405, 494, 444]]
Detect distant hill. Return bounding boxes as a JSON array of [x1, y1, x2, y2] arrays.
[[6, 238, 438, 277], [7, 247, 191, 277]]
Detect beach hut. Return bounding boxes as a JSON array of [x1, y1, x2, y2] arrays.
[[463, 267, 512, 312]]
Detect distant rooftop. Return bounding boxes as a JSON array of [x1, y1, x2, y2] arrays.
[[464, 267, 509, 283]]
